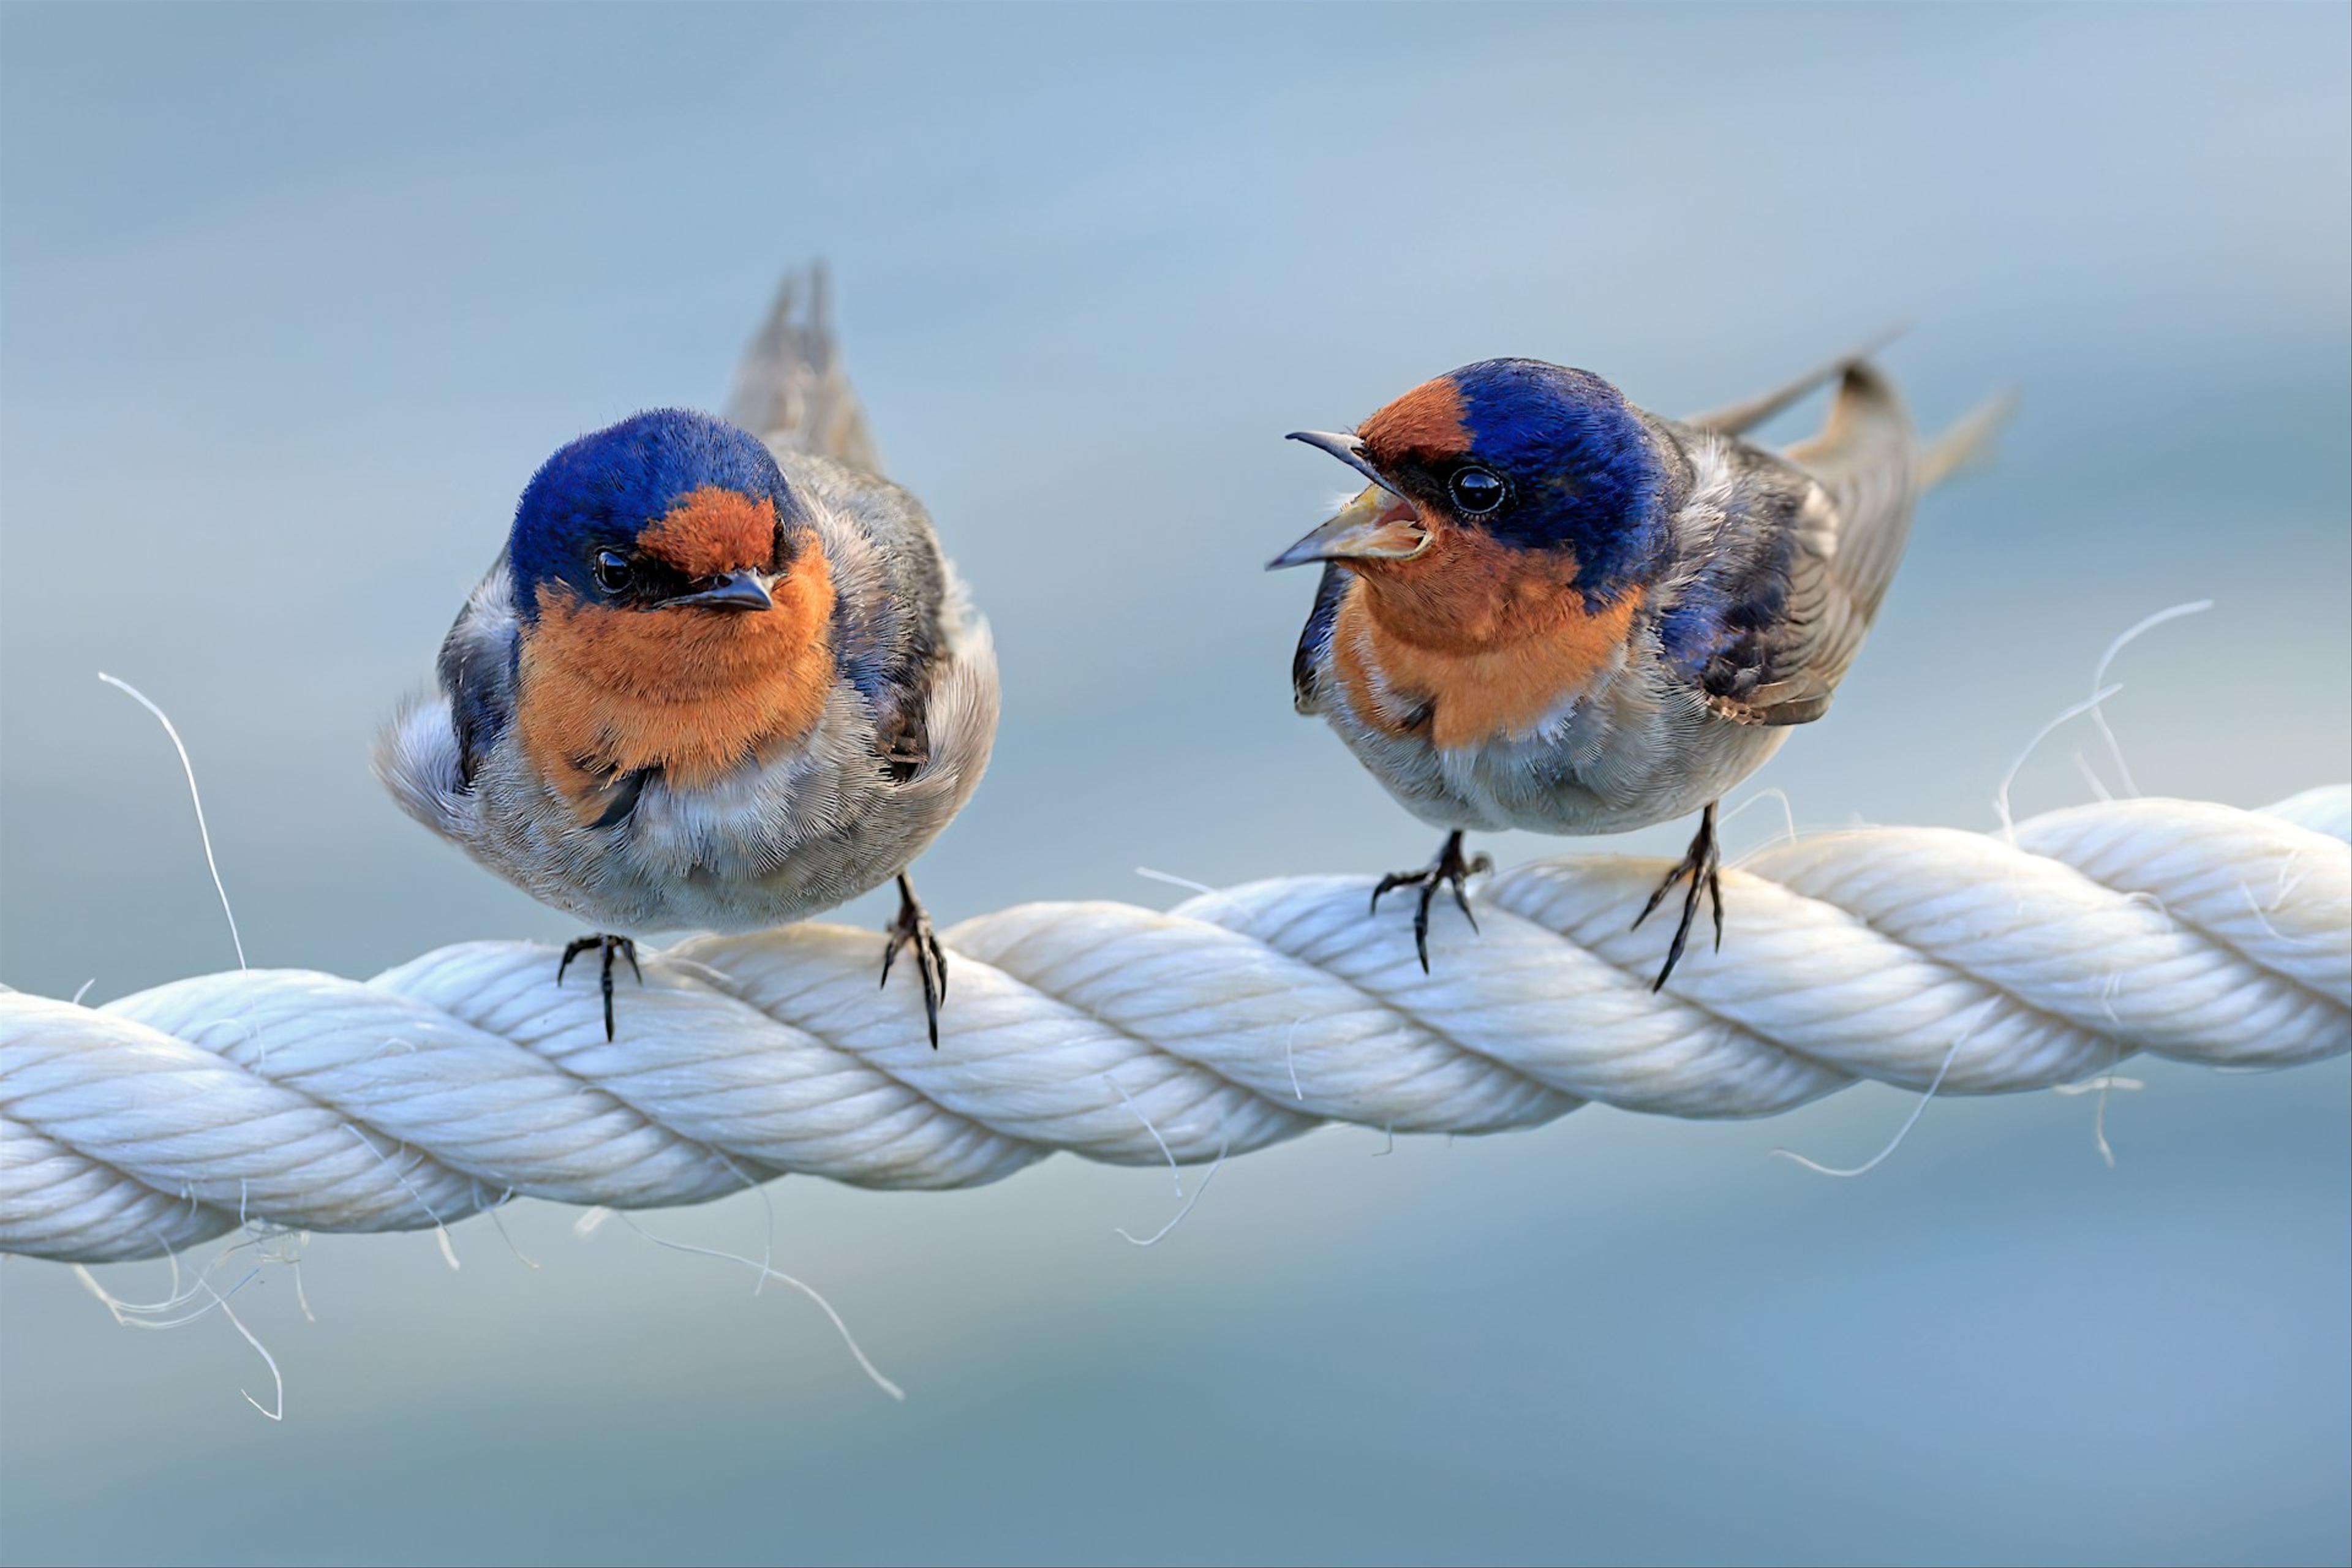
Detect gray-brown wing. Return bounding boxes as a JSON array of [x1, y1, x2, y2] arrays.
[[1660, 364, 1919, 728], [435, 556, 521, 782], [780, 451, 950, 758], [1291, 563, 1351, 714]]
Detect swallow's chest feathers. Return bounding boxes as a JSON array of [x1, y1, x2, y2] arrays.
[[516, 550, 838, 807], [1333, 531, 1638, 750]]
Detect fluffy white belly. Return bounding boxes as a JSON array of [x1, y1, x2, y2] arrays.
[[1326, 681, 1792, 839]]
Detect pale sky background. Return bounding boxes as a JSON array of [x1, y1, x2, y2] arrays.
[[2, 5, 2347, 1565]]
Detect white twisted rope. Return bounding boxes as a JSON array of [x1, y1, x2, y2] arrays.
[[4, 789, 2345, 1264]]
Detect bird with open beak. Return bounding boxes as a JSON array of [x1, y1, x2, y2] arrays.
[[1272, 345, 2004, 987]]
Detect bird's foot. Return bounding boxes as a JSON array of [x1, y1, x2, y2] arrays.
[[880, 873, 948, 1049], [1370, 829, 1494, 974], [1631, 802, 1724, 991], [557, 933, 642, 1041]]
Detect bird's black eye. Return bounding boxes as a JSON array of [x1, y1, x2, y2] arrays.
[[1449, 467, 1506, 515], [593, 550, 633, 595]]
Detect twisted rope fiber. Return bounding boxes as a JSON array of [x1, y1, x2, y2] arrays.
[[4, 790, 2346, 1265]]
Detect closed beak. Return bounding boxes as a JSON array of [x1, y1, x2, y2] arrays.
[[668, 568, 775, 611]]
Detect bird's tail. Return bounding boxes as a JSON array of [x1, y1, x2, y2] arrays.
[[724, 262, 886, 476], [1918, 390, 2018, 489], [1683, 324, 1910, 436]]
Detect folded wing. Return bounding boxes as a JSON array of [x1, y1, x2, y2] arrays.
[[1662, 363, 1920, 727]]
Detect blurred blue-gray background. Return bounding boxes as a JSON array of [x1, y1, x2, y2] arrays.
[[3, 5, 2346, 1564]]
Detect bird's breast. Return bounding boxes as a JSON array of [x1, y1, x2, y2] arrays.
[[1332, 532, 1638, 751], [516, 549, 838, 813]]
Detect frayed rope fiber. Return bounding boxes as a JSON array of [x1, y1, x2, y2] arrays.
[[4, 789, 2345, 1264]]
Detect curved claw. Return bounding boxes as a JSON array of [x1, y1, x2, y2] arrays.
[[1637, 804, 1724, 991], [557, 934, 641, 1041], [1632, 861, 1692, 930], [1372, 831, 1489, 973], [881, 874, 949, 1049], [1708, 864, 1725, 954], [1451, 853, 1494, 932]]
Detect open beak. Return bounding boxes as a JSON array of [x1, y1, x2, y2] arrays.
[[668, 568, 775, 612], [1268, 431, 1430, 570]]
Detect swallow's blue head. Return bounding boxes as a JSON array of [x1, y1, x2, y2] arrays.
[[508, 409, 808, 624], [1272, 359, 1669, 603], [502, 409, 842, 799]]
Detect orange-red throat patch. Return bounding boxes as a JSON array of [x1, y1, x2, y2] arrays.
[[517, 538, 837, 808], [639, 486, 781, 578], [1332, 527, 1637, 750], [1359, 377, 1471, 467]]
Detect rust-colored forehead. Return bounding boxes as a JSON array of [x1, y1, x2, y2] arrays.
[[1358, 377, 1471, 466], [638, 486, 778, 576]]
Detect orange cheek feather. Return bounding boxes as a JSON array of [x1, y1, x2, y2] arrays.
[[518, 545, 837, 810], [1333, 528, 1637, 750]]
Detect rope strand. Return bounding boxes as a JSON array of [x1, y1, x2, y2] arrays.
[[4, 791, 2344, 1265]]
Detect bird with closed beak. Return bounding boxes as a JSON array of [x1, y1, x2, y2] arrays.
[[378, 270, 997, 1042], [1272, 342, 2003, 987]]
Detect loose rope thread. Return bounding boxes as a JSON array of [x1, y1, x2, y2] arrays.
[[4, 789, 2345, 1265]]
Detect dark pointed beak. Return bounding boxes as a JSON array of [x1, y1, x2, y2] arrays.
[[1284, 430, 1401, 495], [668, 569, 775, 612]]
